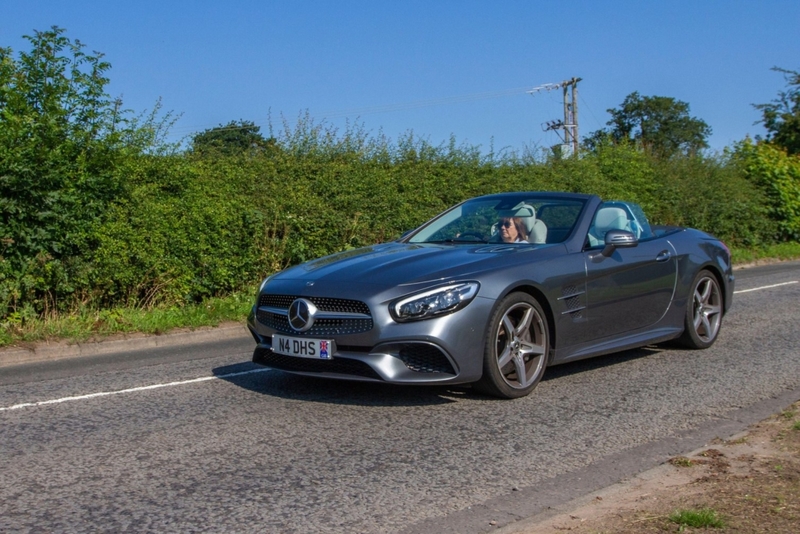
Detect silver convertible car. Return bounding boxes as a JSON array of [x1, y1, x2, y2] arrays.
[[249, 192, 733, 398]]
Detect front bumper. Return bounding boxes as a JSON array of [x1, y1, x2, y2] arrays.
[[247, 293, 494, 385]]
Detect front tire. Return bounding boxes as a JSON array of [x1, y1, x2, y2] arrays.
[[475, 293, 549, 399], [677, 269, 723, 349]]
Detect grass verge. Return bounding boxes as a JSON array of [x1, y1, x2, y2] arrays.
[[669, 507, 725, 528], [0, 292, 253, 348], [523, 401, 800, 533], [730, 241, 800, 265]]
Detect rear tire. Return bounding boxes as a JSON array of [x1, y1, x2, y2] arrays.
[[677, 269, 723, 349], [475, 293, 549, 399]]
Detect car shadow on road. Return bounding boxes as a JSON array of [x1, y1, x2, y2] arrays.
[[213, 345, 664, 406], [541, 345, 663, 383], [212, 362, 470, 406]]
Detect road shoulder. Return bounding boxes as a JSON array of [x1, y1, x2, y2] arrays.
[[0, 321, 250, 368], [503, 400, 800, 533]]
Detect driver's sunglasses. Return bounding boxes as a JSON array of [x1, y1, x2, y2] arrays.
[[498, 221, 513, 228]]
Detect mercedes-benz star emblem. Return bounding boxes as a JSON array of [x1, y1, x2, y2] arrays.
[[288, 298, 317, 332]]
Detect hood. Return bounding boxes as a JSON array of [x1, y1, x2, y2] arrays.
[[273, 242, 530, 287]]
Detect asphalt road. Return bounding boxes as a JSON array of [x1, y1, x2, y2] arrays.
[[1, 261, 799, 534]]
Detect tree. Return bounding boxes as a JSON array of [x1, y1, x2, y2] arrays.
[[754, 67, 800, 155], [191, 120, 275, 155], [0, 27, 168, 315], [585, 92, 711, 158], [0, 27, 126, 265]]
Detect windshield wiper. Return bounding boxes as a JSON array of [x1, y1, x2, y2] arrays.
[[423, 238, 486, 244]]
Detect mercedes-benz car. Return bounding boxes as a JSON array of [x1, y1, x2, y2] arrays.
[[248, 192, 733, 398]]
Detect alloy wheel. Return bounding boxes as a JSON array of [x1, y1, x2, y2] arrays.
[[494, 301, 547, 389], [692, 275, 722, 343]]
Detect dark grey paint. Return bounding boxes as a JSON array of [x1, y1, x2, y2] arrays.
[[249, 192, 733, 387]]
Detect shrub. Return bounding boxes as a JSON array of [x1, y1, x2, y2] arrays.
[[1, 39, 797, 322], [735, 139, 800, 241]]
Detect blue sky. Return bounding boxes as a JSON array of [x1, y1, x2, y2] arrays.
[[3, 1, 799, 153]]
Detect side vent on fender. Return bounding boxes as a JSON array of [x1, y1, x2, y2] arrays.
[[558, 285, 586, 320]]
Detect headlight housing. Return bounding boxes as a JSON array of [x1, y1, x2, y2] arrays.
[[390, 282, 480, 322]]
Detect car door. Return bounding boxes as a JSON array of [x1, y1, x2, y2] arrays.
[[583, 234, 677, 341], [584, 195, 678, 341]]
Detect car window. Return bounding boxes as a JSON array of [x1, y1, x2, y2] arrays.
[[586, 201, 655, 248], [626, 203, 654, 240], [424, 205, 497, 242], [408, 195, 586, 245], [535, 203, 584, 243]]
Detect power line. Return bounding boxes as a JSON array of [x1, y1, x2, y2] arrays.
[[315, 86, 535, 119], [578, 93, 605, 132], [167, 85, 541, 137]]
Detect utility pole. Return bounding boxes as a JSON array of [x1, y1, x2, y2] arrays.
[[529, 77, 582, 156], [563, 77, 580, 156]]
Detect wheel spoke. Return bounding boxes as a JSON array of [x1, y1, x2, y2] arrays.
[[513, 354, 530, 387], [694, 310, 703, 331], [514, 307, 533, 337], [700, 314, 712, 337], [497, 344, 513, 369], [519, 340, 545, 357], [698, 279, 712, 303], [501, 314, 515, 338], [704, 310, 720, 338]]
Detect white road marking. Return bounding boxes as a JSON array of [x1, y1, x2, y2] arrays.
[[0, 368, 271, 412], [734, 281, 798, 294], [3, 279, 797, 412]]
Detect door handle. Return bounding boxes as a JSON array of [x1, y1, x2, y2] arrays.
[[656, 250, 671, 262]]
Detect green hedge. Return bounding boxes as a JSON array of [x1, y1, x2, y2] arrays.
[[5, 28, 794, 325], [1, 133, 797, 321], [735, 140, 800, 241]]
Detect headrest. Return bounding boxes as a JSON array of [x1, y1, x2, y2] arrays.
[[594, 207, 628, 237], [498, 202, 535, 219], [595, 207, 627, 229], [497, 202, 537, 234]]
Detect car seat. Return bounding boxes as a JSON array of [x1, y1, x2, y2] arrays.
[[524, 216, 548, 244]]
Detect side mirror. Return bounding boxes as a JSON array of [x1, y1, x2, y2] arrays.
[[600, 229, 638, 257]]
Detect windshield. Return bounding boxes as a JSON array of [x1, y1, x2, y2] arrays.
[[407, 195, 587, 245]]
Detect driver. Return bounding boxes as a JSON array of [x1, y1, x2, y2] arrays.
[[498, 217, 528, 243]]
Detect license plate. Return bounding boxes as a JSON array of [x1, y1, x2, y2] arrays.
[[272, 334, 334, 360]]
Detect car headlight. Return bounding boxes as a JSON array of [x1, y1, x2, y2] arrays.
[[390, 282, 480, 322]]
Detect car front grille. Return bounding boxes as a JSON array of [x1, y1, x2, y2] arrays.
[[253, 347, 382, 380], [256, 294, 373, 336], [256, 309, 373, 336], [398, 344, 456, 374], [258, 294, 370, 315]]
